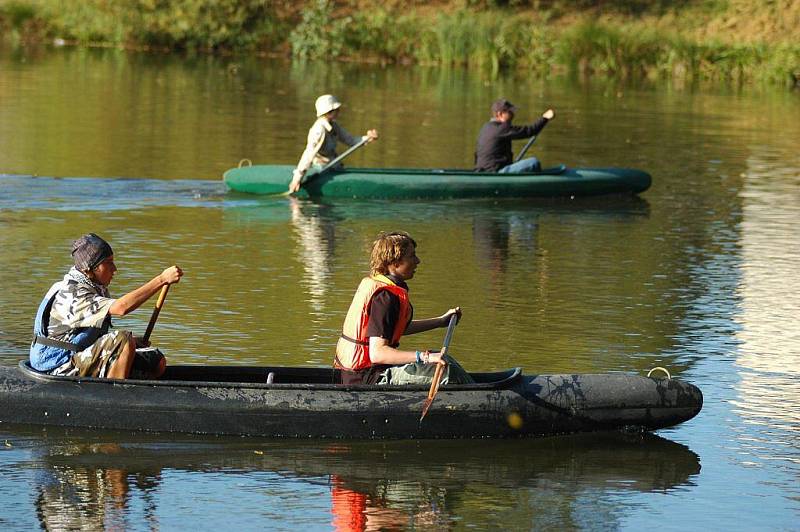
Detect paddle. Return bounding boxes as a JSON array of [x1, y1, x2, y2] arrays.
[[515, 109, 555, 163], [142, 285, 170, 344], [514, 134, 538, 162], [288, 136, 370, 195], [420, 313, 459, 422]]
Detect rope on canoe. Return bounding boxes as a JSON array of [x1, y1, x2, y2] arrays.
[[238, 158, 252, 168], [647, 366, 671, 379]]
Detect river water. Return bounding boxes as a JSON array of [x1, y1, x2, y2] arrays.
[[0, 47, 798, 530]]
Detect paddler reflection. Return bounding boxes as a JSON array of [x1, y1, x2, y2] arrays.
[[34, 443, 159, 531], [13, 426, 699, 531], [288, 197, 338, 315], [322, 433, 701, 531], [331, 474, 445, 530]]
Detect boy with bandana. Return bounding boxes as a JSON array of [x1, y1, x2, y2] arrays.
[[30, 233, 183, 379]]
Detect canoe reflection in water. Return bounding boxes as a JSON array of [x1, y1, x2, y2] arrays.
[[8, 425, 700, 530]]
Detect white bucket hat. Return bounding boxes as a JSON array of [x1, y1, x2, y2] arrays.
[[315, 94, 342, 117]]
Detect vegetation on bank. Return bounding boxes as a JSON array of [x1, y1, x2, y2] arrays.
[[0, 0, 798, 86]]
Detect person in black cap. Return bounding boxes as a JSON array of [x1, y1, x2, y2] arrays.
[[30, 233, 183, 380], [474, 98, 555, 173]]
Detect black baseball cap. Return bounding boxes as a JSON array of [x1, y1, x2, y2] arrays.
[[491, 98, 517, 114]]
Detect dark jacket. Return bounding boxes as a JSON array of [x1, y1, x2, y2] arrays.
[[474, 117, 549, 172]]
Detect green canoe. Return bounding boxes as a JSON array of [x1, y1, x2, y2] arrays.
[[223, 164, 652, 199]]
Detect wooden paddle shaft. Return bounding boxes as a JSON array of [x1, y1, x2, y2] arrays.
[[142, 284, 170, 343], [420, 313, 459, 421]]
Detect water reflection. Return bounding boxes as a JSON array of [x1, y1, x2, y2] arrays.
[[732, 152, 800, 472], [470, 196, 650, 299], [35, 443, 156, 531], [288, 197, 339, 316], [1, 425, 699, 530]]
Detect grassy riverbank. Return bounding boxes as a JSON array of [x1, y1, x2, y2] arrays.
[[1, 0, 798, 86]]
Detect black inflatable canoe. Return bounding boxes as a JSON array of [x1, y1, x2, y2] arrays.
[[0, 362, 702, 439]]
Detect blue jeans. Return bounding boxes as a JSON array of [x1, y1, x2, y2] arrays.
[[499, 157, 541, 173]]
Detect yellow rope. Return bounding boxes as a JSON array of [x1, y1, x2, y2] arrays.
[[647, 366, 671, 379]]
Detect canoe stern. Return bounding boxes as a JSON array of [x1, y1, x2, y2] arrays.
[[515, 374, 703, 435]]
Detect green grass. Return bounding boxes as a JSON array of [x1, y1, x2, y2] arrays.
[[1, 0, 797, 86]]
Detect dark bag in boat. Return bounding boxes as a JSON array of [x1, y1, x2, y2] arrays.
[[130, 347, 166, 379]]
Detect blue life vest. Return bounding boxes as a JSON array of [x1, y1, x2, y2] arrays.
[[30, 284, 111, 372]]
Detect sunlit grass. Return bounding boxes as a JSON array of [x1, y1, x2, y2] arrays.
[[0, 1, 797, 86]]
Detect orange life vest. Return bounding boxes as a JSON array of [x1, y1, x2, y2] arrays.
[[334, 275, 411, 371]]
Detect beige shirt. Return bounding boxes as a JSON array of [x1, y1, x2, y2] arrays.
[[294, 117, 364, 177]]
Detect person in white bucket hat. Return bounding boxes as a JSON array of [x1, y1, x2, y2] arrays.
[[289, 94, 379, 193]]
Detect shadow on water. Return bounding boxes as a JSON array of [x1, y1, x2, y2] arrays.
[[1, 424, 699, 529]]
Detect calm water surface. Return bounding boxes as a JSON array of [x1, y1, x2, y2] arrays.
[[0, 47, 798, 530]]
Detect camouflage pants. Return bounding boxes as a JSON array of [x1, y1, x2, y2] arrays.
[[52, 330, 132, 378]]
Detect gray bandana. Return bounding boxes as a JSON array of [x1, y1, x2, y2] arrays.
[[71, 233, 113, 271], [67, 267, 110, 298]]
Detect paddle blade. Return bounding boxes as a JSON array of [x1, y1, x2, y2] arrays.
[[419, 362, 445, 422], [419, 397, 435, 422]]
